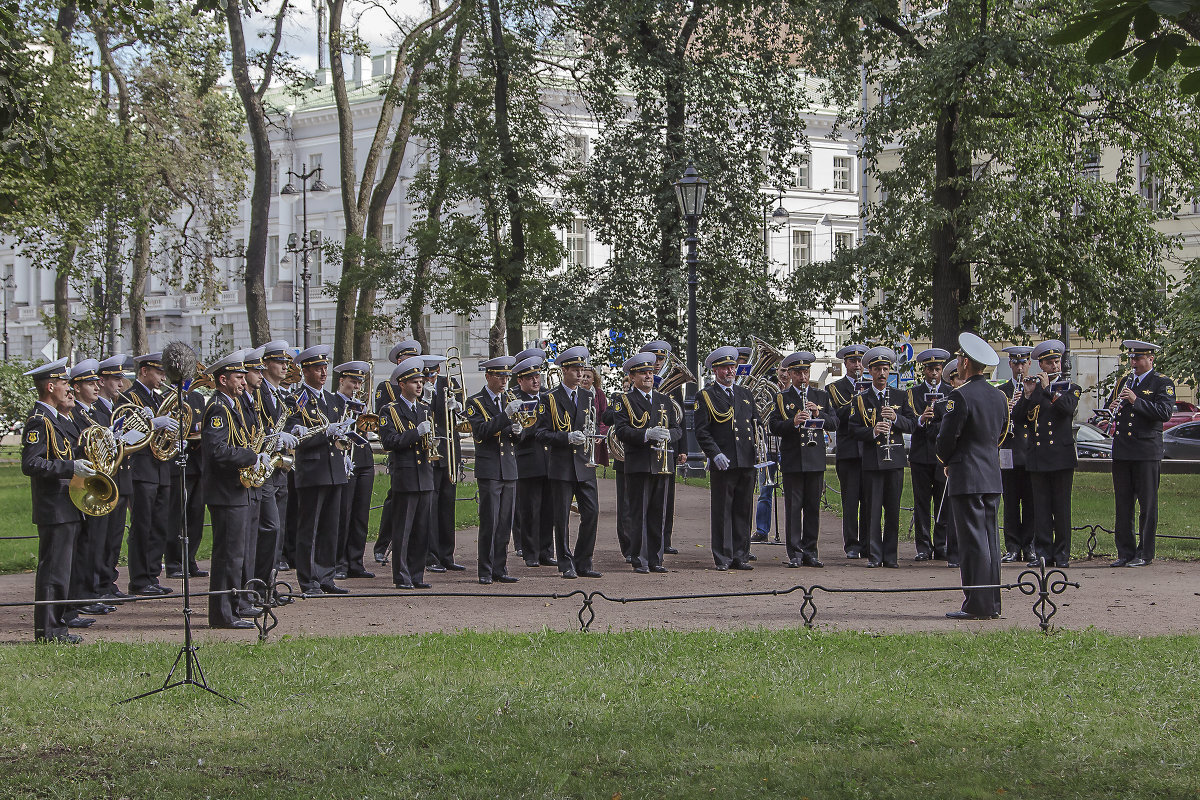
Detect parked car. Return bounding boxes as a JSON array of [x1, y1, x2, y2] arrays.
[[1163, 420, 1200, 459], [1073, 422, 1113, 460]]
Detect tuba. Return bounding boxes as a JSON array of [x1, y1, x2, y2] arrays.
[[69, 424, 124, 516], [734, 336, 783, 417]]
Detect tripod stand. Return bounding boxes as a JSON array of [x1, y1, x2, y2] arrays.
[[120, 379, 241, 706]]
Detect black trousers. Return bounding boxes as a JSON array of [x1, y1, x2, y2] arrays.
[[517, 475, 554, 564], [295, 483, 345, 592], [427, 467, 457, 567], [35, 521, 79, 641], [477, 478, 515, 580], [236, 490, 261, 616], [862, 468, 903, 565], [1113, 459, 1160, 562], [99, 495, 129, 595], [549, 478, 598, 573], [390, 489, 432, 586], [950, 493, 1002, 617], [74, 515, 107, 600], [910, 460, 948, 558], [128, 479, 170, 592], [282, 470, 298, 568], [208, 503, 249, 626], [709, 467, 755, 568], [254, 477, 287, 588], [613, 465, 632, 560], [373, 490, 394, 562], [337, 468, 374, 573], [836, 458, 864, 555], [1030, 468, 1073, 565], [164, 469, 204, 573], [664, 471, 676, 549], [625, 471, 669, 569], [782, 470, 823, 562], [1001, 465, 1033, 556]]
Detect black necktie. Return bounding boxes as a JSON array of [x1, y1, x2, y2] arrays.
[[569, 390, 577, 408]]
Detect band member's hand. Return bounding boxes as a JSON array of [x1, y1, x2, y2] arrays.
[[255, 452, 271, 472], [291, 424, 309, 438], [1119, 387, 1137, 403], [422, 386, 435, 404], [151, 416, 179, 433], [644, 426, 670, 443], [73, 459, 96, 478], [921, 406, 935, 423], [793, 411, 807, 427], [1039, 372, 1051, 388], [1022, 379, 1034, 399], [874, 421, 891, 436], [276, 432, 299, 449], [712, 453, 730, 471], [677, 453, 688, 465], [416, 420, 432, 437], [944, 466, 949, 478], [504, 400, 524, 417], [138, 406, 154, 421], [881, 404, 897, 421], [327, 419, 352, 438], [510, 423, 522, 435], [447, 398, 462, 413], [568, 430, 586, 445]]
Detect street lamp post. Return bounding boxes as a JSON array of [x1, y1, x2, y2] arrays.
[[673, 161, 709, 475], [2, 273, 15, 360], [281, 163, 328, 349]]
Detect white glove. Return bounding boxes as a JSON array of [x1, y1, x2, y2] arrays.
[[291, 424, 308, 438], [344, 454, 353, 473], [73, 459, 96, 477], [422, 386, 435, 404], [255, 452, 271, 471], [510, 423, 522, 435], [152, 416, 179, 433], [271, 437, 287, 453], [276, 432, 299, 449], [644, 426, 670, 443], [712, 453, 730, 471], [567, 430, 586, 446], [416, 420, 432, 436], [504, 400, 524, 417], [447, 398, 462, 413], [327, 419, 352, 438], [138, 406, 154, 420]]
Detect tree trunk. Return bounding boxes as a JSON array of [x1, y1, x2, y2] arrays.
[[659, 70, 687, 348], [129, 224, 150, 354], [225, 0, 277, 346], [929, 100, 972, 351], [53, 245, 74, 359], [489, 296, 507, 358]]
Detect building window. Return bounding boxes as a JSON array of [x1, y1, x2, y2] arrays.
[[267, 235, 279, 286], [834, 317, 853, 350], [308, 153, 323, 174], [455, 312, 472, 356], [1016, 298, 1040, 329], [565, 219, 587, 268], [565, 134, 588, 169], [381, 224, 393, 250], [1139, 153, 1163, 211], [790, 230, 812, 271], [834, 232, 855, 252], [793, 156, 810, 190], [310, 318, 323, 345], [833, 157, 853, 192], [271, 159, 280, 195], [1081, 149, 1101, 181]]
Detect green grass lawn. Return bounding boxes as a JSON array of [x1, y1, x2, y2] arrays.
[[0, 629, 1197, 798], [0, 468, 481, 575]]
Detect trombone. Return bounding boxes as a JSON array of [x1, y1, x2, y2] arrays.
[[443, 346, 466, 483]]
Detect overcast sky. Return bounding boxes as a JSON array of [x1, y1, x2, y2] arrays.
[[251, 0, 432, 74]]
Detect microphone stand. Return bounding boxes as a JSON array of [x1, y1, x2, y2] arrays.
[[121, 377, 241, 706]]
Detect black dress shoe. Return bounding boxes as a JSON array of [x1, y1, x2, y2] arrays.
[[846, 551, 862, 559], [580, 569, 603, 578], [1055, 560, 1070, 568], [132, 585, 167, 596], [1000, 551, 1018, 563], [633, 566, 650, 574], [102, 590, 133, 600], [883, 561, 899, 569], [51, 633, 83, 644], [803, 557, 824, 568], [1110, 558, 1129, 567], [495, 574, 519, 583], [945, 610, 992, 620], [238, 606, 264, 617], [562, 570, 578, 579], [395, 582, 415, 589], [277, 561, 293, 571], [320, 583, 349, 594], [333, 571, 348, 580], [446, 563, 467, 571], [213, 619, 255, 630], [747, 553, 758, 561], [866, 560, 882, 568], [154, 584, 173, 594], [947, 562, 960, 568], [514, 549, 524, 558], [478, 577, 493, 585], [786, 559, 801, 568], [414, 582, 432, 589], [650, 565, 668, 573], [1027, 558, 1043, 568], [427, 564, 447, 573], [303, 586, 324, 596], [1128, 557, 1147, 567], [625, 555, 634, 564], [525, 560, 540, 568], [714, 564, 729, 571], [348, 569, 376, 578], [166, 569, 186, 578], [914, 553, 932, 562], [539, 559, 558, 567], [79, 603, 111, 615], [664, 546, 679, 555], [189, 568, 209, 578], [66, 617, 94, 628], [731, 562, 754, 571], [751, 533, 768, 542]]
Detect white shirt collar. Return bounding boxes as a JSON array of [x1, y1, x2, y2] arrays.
[[97, 396, 113, 411], [36, 400, 58, 418]]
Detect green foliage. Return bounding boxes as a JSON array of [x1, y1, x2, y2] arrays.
[[0, 358, 37, 433], [1156, 258, 1200, 386], [799, 0, 1200, 349], [1, 630, 1199, 797], [1053, 0, 1200, 96]]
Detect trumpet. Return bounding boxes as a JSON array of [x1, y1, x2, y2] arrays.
[[504, 388, 537, 429], [652, 407, 671, 475], [582, 404, 599, 469]]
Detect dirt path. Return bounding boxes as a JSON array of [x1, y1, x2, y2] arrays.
[[2, 479, 1197, 644]]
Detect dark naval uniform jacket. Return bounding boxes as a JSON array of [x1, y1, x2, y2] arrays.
[[906, 381, 948, 466], [119, 380, 170, 484], [693, 382, 759, 468], [286, 384, 349, 488], [1108, 370, 1174, 461], [22, 403, 83, 526], [767, 385, 834, 473], [200, 393, 257, 507], [935, 376, 1007, 496], [254, 383, 295, 486], [465, 389, 520, 481], [329, 392, 375, 473], [610, 389, 683, 474], [848, 386, 917, 470], [997, 380, 1029, 467], [92, 397, 134, 495], [826, 376, 864, 460], [515, 387, 549, 479], [1014, 379, 1079, 472], [379, 397, 436, 492], [534, 385, 597, 483]]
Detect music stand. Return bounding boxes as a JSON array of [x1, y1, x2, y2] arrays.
[[120, 355, 241, 706]]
